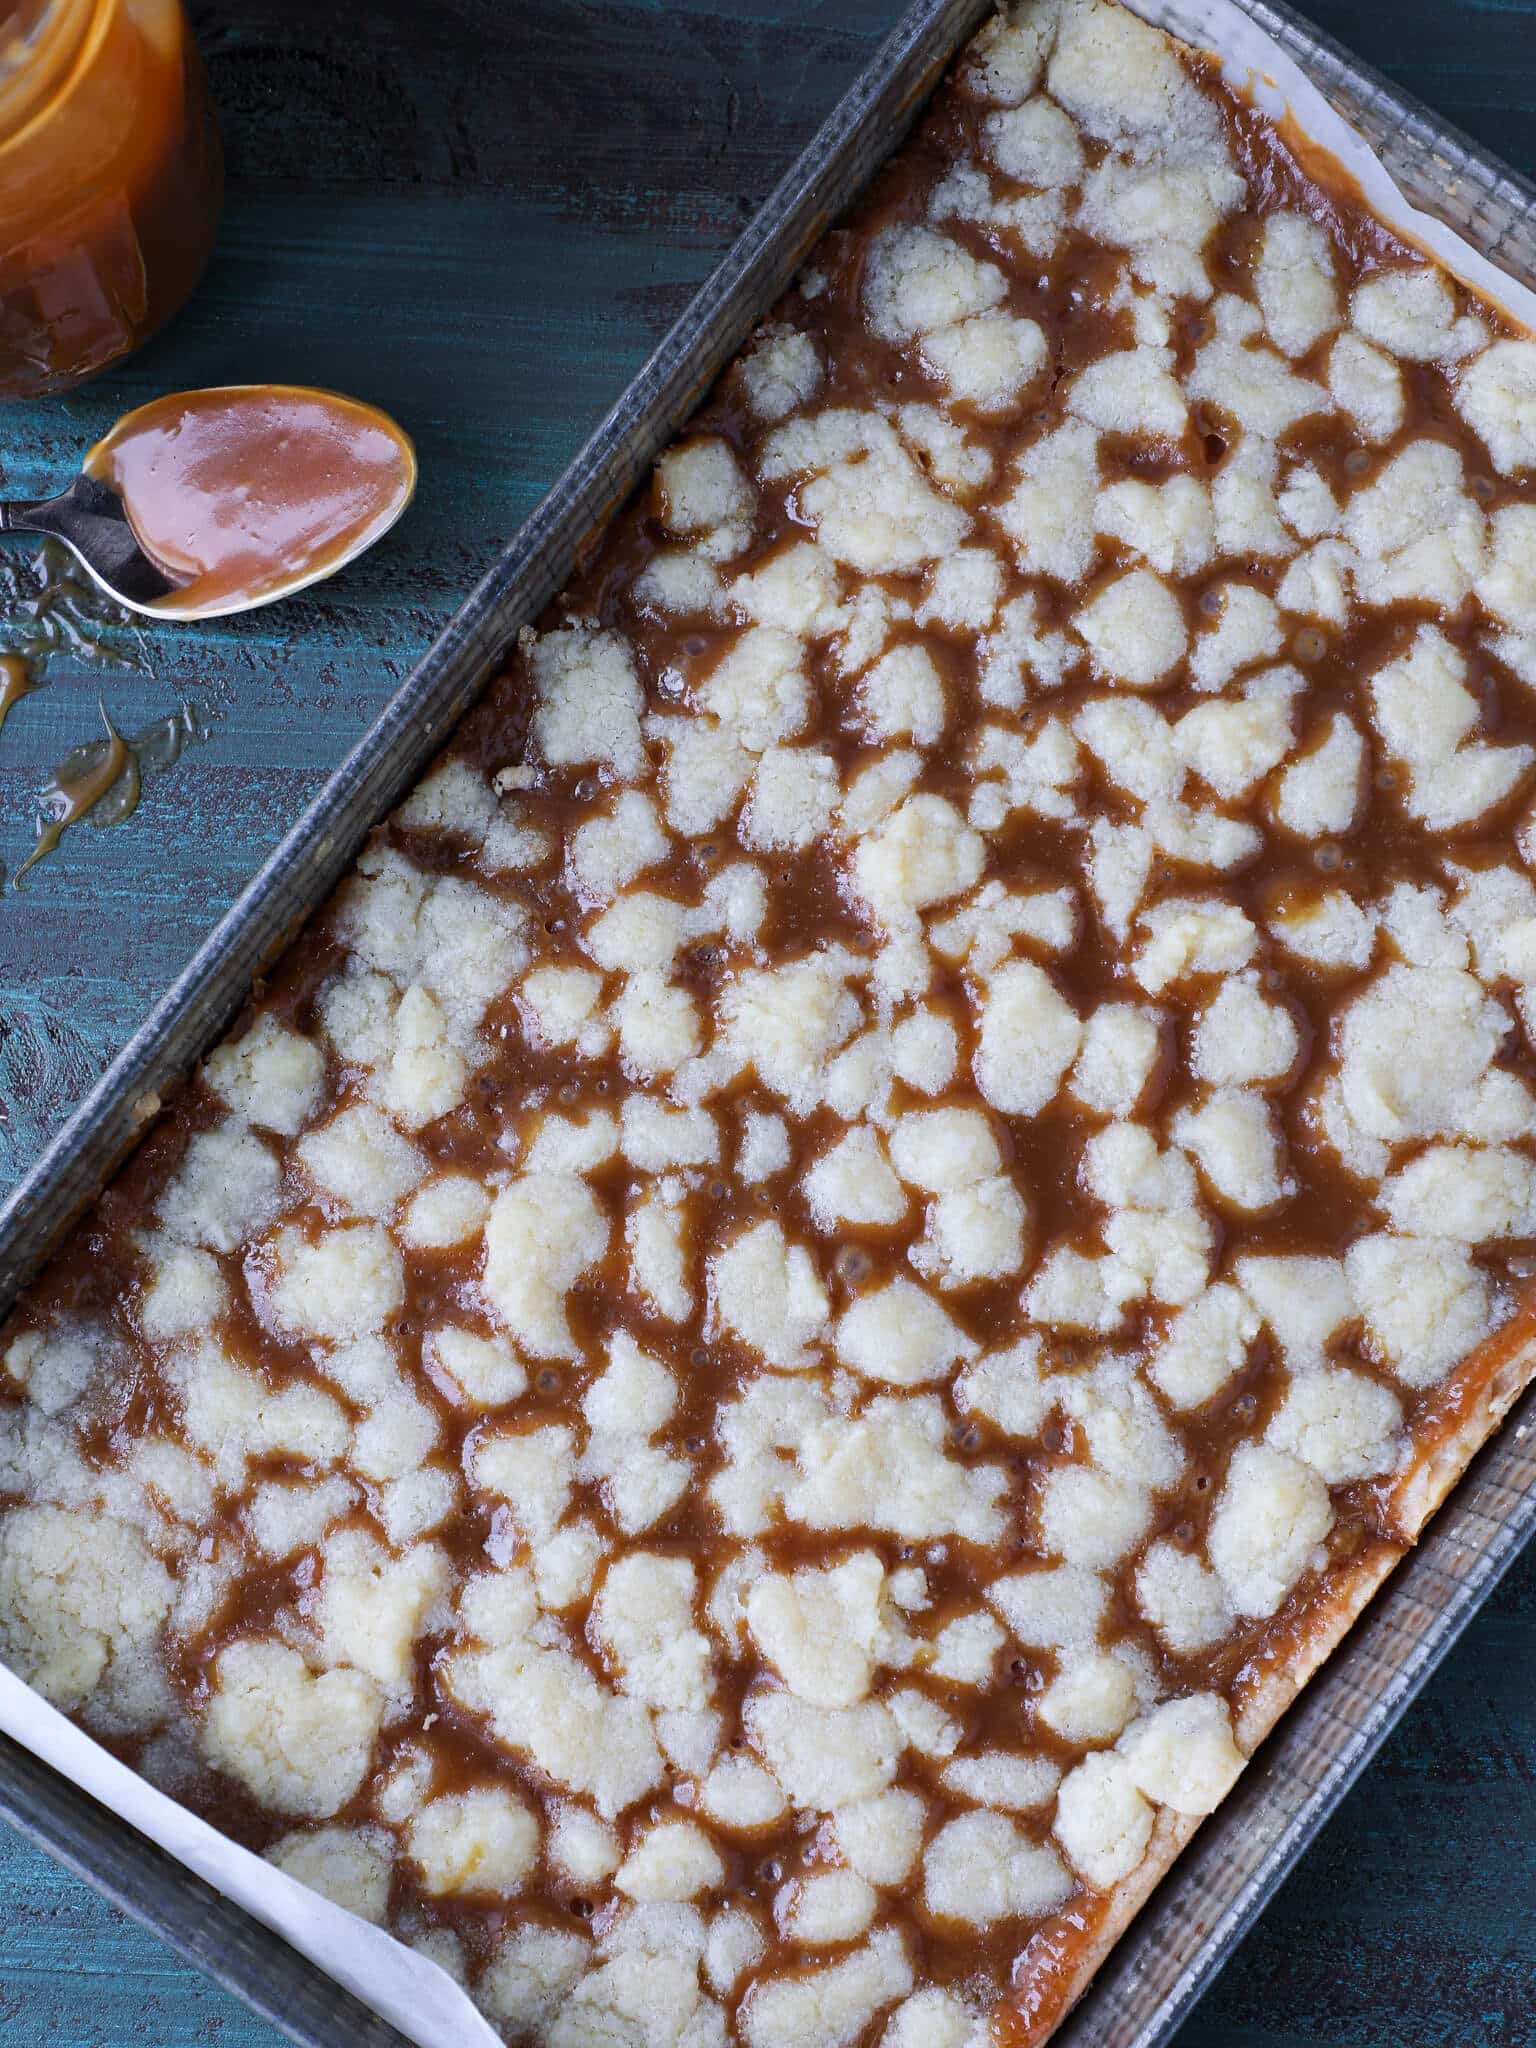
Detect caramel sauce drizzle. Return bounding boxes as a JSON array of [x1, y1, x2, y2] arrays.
[[14, 703, 139, 885], [0, 654, 35, 737]]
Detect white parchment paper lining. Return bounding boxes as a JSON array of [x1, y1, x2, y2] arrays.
[[1147, 0, 1536, 326], [3, 4, 1535, 2045]]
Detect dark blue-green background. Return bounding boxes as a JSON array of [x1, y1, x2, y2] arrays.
[[1, 3, 1533, 2042]]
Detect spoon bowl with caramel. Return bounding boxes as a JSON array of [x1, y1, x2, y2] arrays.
[[0, 384, 416, 620]]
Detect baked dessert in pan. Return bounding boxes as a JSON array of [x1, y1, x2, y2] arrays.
[[4, 2, 1536, 2041]]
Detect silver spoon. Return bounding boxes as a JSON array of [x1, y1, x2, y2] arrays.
[[0, 384, 417, 623], [0, 471, 178, 611]]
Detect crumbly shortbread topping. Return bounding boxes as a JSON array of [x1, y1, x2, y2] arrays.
[[5, 3, 1536, 2044]]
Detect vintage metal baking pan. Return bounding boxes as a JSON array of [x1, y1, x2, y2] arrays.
[[3, 2, 1535, 2045]]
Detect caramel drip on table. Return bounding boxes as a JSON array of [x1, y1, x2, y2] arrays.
[[0, 537, 142, 679], [0, 655, 35, 737], [14, 704, 139, 884]]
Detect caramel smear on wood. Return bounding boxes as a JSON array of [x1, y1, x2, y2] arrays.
[[14, 703, 139, 884], [0, 655, 36, 737]]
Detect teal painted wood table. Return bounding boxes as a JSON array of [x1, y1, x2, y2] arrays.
[[1, 1, 1534, 2042]]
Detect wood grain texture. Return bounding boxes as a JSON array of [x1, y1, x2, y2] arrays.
[[0, 1, 1533, 2043]]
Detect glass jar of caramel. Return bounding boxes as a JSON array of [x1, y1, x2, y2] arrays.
[[0, 0, 222, 400]]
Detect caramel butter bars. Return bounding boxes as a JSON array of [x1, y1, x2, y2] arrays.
[[6, 2, 1536, 2042]]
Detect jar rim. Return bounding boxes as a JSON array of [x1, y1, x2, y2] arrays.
[[0, 0, 106, 151]]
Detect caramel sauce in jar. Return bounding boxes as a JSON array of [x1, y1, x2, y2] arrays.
[[84, 384, 417, 615], [0, 0, 222, 400]]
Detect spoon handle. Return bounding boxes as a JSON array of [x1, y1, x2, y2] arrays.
[[0, 484, 174, 607]]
